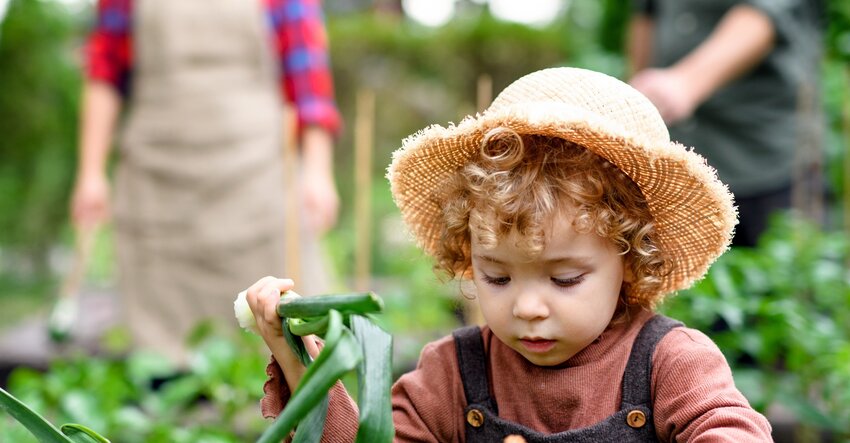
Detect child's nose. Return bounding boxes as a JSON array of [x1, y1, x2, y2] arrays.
[[512, 290, 549, 321]]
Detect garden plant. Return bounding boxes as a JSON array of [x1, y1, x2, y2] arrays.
[[3, 292, 394, 443]]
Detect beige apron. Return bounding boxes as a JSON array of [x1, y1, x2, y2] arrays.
[[114, 0, 329, 365]]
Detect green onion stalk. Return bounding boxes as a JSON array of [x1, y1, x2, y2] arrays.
[[234, 290, 395, 443]]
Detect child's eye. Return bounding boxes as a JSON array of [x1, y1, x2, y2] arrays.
[[482, 275, 511, 286], [551, 275, 584, 288]]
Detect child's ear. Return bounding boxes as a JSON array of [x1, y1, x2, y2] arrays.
[[622, 262, 635, 283]]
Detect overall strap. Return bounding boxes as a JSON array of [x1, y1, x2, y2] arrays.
[[620, 315, 683, 408], [453, 326, 498, 414]]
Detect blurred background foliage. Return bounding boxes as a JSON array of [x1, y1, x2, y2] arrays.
[[0, 0, 849, 441]]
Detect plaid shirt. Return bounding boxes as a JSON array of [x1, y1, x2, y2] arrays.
[[86, 0, 341, 135]]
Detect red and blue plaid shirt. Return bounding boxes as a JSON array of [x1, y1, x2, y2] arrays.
[[87, 0, 341, 135]]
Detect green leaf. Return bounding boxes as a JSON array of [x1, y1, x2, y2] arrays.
[[257, 310, 363, 443], [351, 315, 394, 443], [0, 387, 75, 442], [291, 395, 329, 443], [59, 424, 110, 443], [277, 292, 384, 319], [283, 317, 312, 367], [288, 316, 330, 337]]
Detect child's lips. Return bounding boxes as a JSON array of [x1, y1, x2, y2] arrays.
[[519, 338, 556, 353]]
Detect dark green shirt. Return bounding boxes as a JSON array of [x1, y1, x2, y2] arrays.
[[634, 0, 823, 196]]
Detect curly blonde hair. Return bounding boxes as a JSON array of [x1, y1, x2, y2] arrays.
[[436, 128, 672, 309]]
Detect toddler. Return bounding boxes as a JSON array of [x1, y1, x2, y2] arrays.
[[244, 67, 773, 442]]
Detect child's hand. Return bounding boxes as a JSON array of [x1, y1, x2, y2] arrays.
[[244, 276, 321, 392]]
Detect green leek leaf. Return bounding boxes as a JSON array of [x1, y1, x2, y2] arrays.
[[257, 310, 362, 443], [60, 424, 110, 443], [291, 395, 329, 443], [351, 315, 394, 443], [0, 387, 75, 443]]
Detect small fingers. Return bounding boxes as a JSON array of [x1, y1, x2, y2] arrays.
[[258, 280, 295, 327], [245, 276, 275, 317], [302, 335, 322, 359], [246, 277, 295, 333]]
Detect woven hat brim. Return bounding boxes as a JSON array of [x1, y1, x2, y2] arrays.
[[388, 102, 737, 297]]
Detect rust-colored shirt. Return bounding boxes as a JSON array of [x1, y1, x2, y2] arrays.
[[261, 309, 772, 442]]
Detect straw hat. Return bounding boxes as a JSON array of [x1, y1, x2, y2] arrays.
[[387, 67, 736, 297]]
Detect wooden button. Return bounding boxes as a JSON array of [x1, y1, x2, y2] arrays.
[[626, 409, 647, 428], [466, 409, 485, 427]]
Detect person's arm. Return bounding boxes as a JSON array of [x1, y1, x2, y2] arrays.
[[669, 5, 775, 109], [71, 0, 132, 228], [274, 0, 342, 234], [247, 277, 360, 442], [300, 125, 339, 235], [629, 5, 775, 124], [626, 14, 654, 77], [651, 327, 773, 441], [246, 277, 320, 393], [391, 336, 468, 442], [71, 81, 122, 228]]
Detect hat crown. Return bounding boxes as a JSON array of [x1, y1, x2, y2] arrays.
[[487, 67, 670, 146]]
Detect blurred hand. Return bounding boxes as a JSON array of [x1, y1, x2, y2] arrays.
[[245, 276, 321, 392], [629, 68, 700, 125], [301, 164, 339, 235], [300, 126, 339, 235], [71, 172, 110, 229]]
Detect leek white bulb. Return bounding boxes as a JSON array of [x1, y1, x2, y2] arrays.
[[234, 289, 299, 334], [234, 290, 259, 334]]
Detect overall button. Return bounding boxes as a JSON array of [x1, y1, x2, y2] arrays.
[[466, 409, 485, 427], [627, 409, 647, 428]]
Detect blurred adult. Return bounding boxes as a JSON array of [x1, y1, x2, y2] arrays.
[[70, 0, 342, 364], [628, 0, 824, 247]]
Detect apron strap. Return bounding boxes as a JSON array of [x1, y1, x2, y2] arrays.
[[453, 326, 499, 414], [620, 315, 683, 409]]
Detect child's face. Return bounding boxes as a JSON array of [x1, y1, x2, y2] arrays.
[[470, 211, 626, 366]]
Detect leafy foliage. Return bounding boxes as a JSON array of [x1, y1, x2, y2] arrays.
[[661, 213, 850, 437], [1, 328, 270, 443], [2, 294, 395, 443], [825, 0, 850, 62], [0, 0, 84, 273]]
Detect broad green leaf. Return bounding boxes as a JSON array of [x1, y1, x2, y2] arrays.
[[0, 387, 74, 442], [291, 395, 329, 443], [257, 310, 362, 443], [351, 315, 394, 443]]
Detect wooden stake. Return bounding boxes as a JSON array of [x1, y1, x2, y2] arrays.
[[460, 75, 495, 327], [791, 79, 824, 226], [282, 104, 301, 283], [354, 89, 375, 291], [477, 74, 493, 113]]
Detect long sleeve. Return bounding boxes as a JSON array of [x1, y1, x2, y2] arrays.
[[391, 336, 468, 442], [651, 328, 773, 442], [267, 0, 342, 136], [85, 0, 132, 95]]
